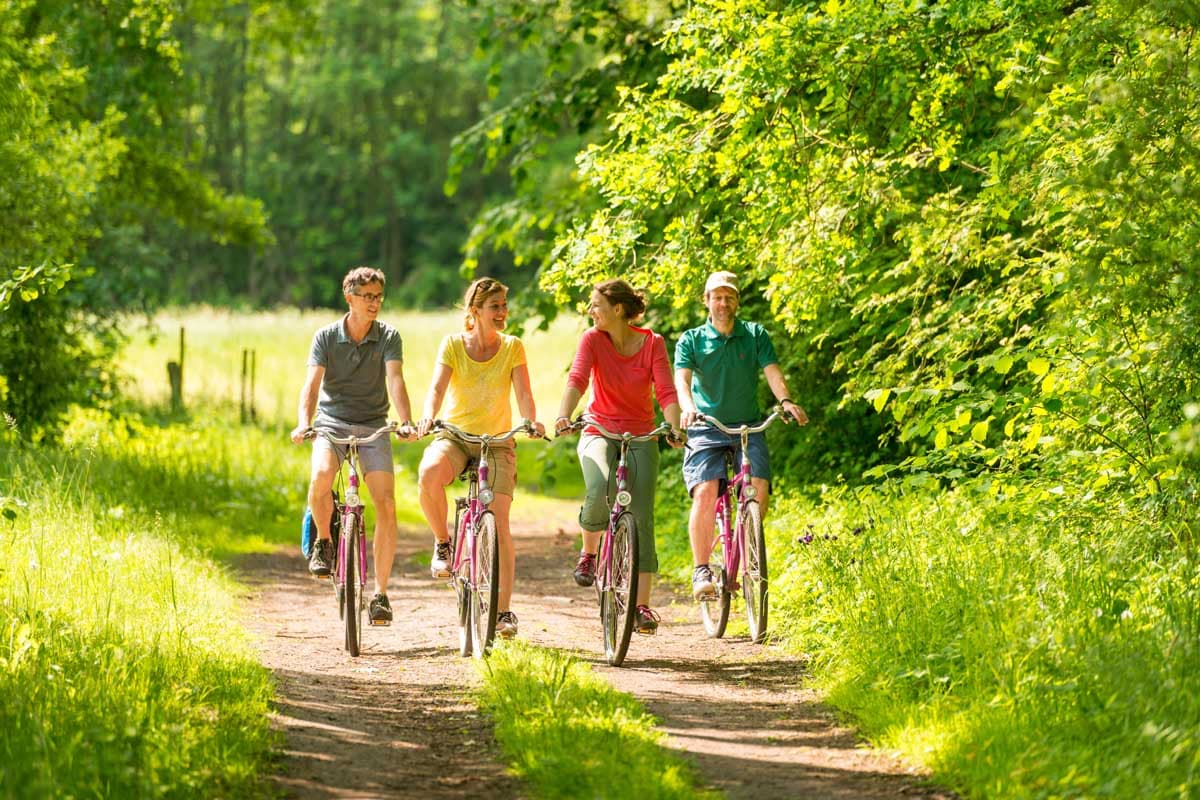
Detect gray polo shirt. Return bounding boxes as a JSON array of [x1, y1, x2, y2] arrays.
[[308, 316, 403, 424]]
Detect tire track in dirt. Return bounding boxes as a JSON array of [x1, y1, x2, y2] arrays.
[[238, 499, 953, 799]]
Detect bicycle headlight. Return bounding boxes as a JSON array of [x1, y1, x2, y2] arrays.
[[743, 485, 757, 500], [479, 487, 495, 506], [616, 490, 632, 507]]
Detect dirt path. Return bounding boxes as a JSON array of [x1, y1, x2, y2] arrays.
[[238, 500, 953, 799]]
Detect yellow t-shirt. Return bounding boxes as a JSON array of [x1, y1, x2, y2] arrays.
[[437, 333, 527, 435]]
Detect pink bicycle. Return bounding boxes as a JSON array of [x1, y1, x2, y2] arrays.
[[560, 414, 680, 666], [694, 407, 790, 644], [433, 419, 540, 658], [303, 422, 403, 657]]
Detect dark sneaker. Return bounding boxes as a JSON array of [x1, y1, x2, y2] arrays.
[[308, 538, 334, 578], [431, 540, 452, 578], [635, 605, 660, 635], [369, 593, 392, 626], [496, 610, 518, 639], [573, 551, 597, 587], [692, 564, 717, 600]]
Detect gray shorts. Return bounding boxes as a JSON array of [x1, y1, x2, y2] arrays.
[[311, 414, 394, 475]]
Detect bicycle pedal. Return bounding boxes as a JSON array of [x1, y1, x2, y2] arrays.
[[369, 620, 391, 627]]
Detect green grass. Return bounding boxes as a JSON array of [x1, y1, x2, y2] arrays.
[[0, 410, 279, 797], [765, 480, 1200, 799], [120, 307, 584, 428], [476, 641, 718, 800]]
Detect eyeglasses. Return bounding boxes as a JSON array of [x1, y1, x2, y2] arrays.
[[353, 292, 384, 303]]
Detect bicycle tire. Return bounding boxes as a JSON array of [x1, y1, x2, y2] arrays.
[[601, 512, 640, 666], [700, 524, 731, 638], [742, 500, 768, 643], [470, 511, 500, 658], [344, 518, 361, 656], [452, 502, 472, 657]]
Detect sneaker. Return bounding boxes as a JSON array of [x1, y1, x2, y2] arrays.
[[431, 540, 452, 578], [692, 564, 717, 600], [496, 610, 518, 639], [308, 538, 334, 578], [634, 605, 660, 635], [573, 551, 597, 587], [369, 593, 393, 626]]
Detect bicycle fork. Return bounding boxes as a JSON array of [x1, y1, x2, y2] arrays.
[[599, 446, 632, 591]]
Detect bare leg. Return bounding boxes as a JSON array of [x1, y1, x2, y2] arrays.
[[688, 479, 720, 566], [491, 494, 516, 612], [418, 449, 456, 543], [363, 470, 397, 596], [308, 447, 339, 541]]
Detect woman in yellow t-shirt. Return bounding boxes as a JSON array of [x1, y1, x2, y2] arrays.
[[415, 277, 545, 640]]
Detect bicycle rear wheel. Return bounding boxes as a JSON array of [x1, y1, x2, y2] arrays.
[[742, 500, 768, 643], [451, 502, 472, 657], [344, 519, 362, 656], [470, 511, 500, 658], [700, 526, 731, 638], [601, 512, 640, 666]]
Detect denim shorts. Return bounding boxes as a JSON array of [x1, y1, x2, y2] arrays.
[[311, 413, 394, 475], [681, 427, 770, 495]]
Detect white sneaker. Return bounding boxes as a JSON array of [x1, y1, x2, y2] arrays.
[[497, 611, 518, 639], [431, 541, 451, 578], [692, 565, 718, 600]]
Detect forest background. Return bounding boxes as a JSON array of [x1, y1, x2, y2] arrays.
[[2, 0, 1199, 798]]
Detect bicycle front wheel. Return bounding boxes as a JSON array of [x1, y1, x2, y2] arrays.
[[601, 512, 640, 666], [452, 503, 472, 657], [742, 500, 768, 643], [344, 519, 362, 656], [470, 511, 500, 658]]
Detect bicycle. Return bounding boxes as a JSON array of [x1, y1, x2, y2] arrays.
[[302, 421, 405, 657], [692, 406, 790, 644], [433, 419, 539, 658], [559, 414, 680, 666]]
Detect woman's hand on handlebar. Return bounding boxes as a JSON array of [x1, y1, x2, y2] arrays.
[[416, 418, 436, 438], [289, 425, 311, 445]]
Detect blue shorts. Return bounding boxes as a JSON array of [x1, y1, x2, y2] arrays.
[[682, 427, 770, 495]]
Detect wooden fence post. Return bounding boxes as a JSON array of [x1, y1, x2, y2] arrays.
[[167, 326, 184, 412]]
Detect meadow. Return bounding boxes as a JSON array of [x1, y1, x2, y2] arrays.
[[5, 308, 1196, 799]]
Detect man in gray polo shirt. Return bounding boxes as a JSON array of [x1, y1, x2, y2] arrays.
[[289, 266, 415, 625]]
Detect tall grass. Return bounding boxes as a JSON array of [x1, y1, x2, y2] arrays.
[[477, 641, 717, 800], [121, 307, 584, 427], [767, 480, 1200, 799], [0, 410, 282, 797]]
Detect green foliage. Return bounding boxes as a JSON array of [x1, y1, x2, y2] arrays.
[[0, 412, 279, 797], [477, 640, 717, 799], [769, 480, 1200, 798]]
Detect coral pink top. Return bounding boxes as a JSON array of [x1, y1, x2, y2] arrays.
[[567, 326, 678, 436]]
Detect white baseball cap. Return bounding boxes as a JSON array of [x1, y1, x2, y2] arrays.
[[704, 271, 739, 295]]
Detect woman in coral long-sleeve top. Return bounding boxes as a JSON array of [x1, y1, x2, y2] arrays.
[[554, 279, 684, 635]]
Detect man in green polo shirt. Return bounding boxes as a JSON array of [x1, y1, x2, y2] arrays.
[[290, 266, 416, 625], [674, 270, 808, 600]]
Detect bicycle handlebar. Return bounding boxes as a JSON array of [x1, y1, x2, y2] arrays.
[[432, 419, 543, 445], [559, 414, 683, 446], [694, 406, 789, 436], [303, 422, 409, 446]]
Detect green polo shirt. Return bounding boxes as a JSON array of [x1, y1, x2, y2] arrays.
[[308, 316, 403, 424], [674, 318, 778, 425]]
